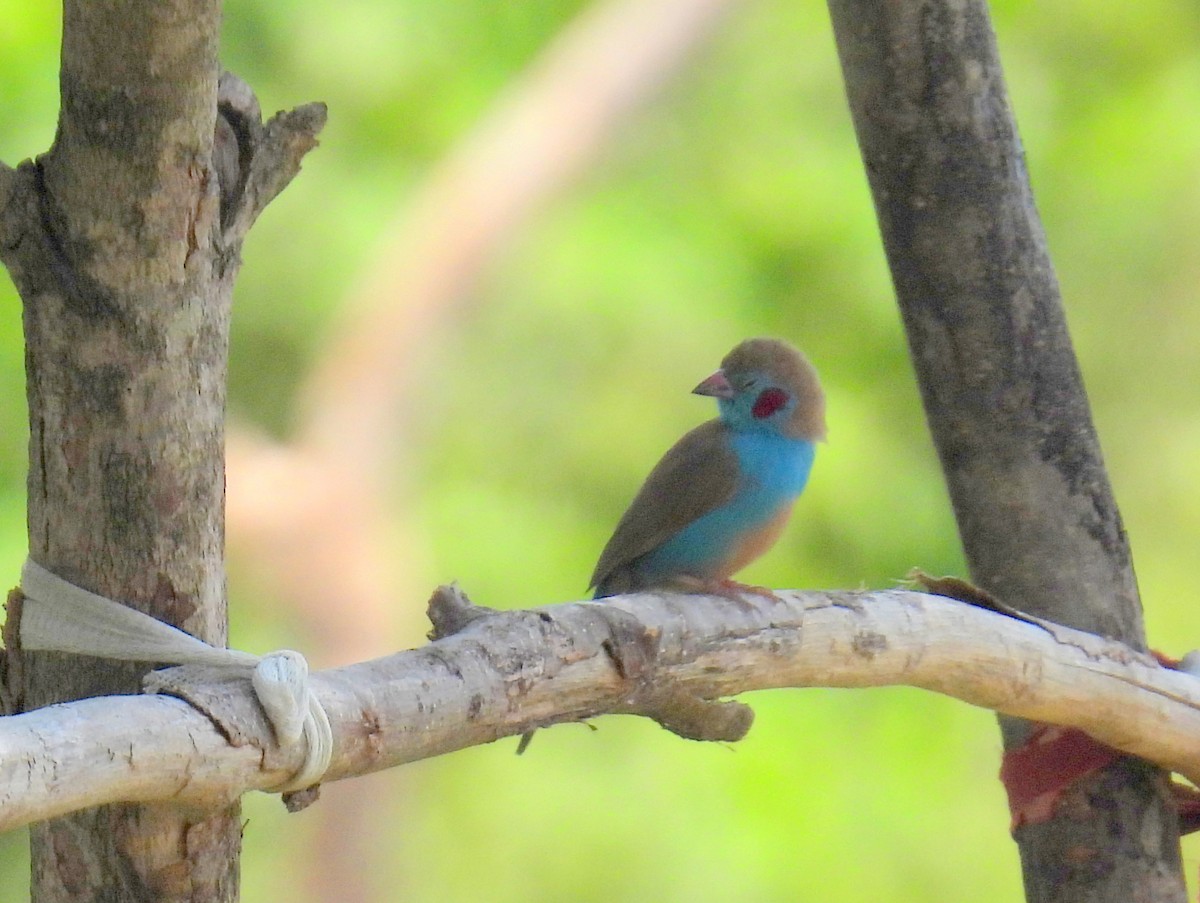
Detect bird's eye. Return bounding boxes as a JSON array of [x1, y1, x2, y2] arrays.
[[752, 387, 788, 419]]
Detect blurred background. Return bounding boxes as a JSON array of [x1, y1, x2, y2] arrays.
[[2, 0, 1199, 900]]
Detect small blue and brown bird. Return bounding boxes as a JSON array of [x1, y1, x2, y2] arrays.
[[518, 338, 824, 752], [591, 337, 825, 599]]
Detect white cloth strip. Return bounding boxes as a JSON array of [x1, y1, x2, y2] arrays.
[[18, 558, 332, 792]]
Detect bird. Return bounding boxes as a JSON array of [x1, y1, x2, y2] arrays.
[[516, 338, 824, 753], [590, 337, 825, 600]]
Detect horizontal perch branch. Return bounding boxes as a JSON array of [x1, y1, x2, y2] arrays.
[[1, 586, 1197, 832]]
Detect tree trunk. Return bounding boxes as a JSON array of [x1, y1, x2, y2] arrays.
[[826, 1, 1186, 901], [20, 2, 234, 899], [0, 1, 321, 898]]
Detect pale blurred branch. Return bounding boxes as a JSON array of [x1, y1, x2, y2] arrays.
[[296, 0, 742, 472], [226, 0, 743, 651], [2, 587, 1197, 833]]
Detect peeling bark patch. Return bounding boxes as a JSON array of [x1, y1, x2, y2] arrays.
[[600, 612, 658, 681], [151, 574, 196, 627], [282, 785, 321, 814], [632, 689, 755, 743], [851, 631, 888, 658]]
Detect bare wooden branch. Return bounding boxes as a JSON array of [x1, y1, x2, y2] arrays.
[[217, 71, 328, 243], [1, 587, 1196, 835]]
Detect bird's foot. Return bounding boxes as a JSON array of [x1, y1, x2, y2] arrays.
[[675, 576, 782, 609], [716, 579, 784, 606]]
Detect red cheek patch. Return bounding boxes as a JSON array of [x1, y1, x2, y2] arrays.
[[752, 387, 788, 419]]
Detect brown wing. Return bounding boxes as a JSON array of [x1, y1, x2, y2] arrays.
[[590, 419, 741, 592]]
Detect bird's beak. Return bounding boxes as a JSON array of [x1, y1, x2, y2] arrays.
[[692, 369, 735, 399]]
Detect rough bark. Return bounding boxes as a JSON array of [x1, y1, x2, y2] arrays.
[[2, 586, 1199, 835], [0, 1, 323, 900], [826, 1, 1185, 901]]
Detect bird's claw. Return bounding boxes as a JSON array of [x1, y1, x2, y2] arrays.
[[725, 580, 784, 604], [674, 576, 783, 609], [714, 579, 785, 608]]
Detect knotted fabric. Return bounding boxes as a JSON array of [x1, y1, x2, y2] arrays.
[[18, 558, 332, 792]]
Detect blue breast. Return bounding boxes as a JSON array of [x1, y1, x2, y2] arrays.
[[637, 434, 815, 579]]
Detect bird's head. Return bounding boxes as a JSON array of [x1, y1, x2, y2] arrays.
[[693, 337, 826, 441]]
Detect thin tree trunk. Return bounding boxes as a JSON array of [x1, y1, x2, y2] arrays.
[[826, 1, 1186, 901], [0, 1, 320, 899], [19, 2, 234, 899]]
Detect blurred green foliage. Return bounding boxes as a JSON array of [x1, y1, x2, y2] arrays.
[[2, 0, 1199, 900]]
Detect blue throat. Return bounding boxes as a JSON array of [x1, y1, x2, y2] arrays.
[[636, 432, 815, 581]]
